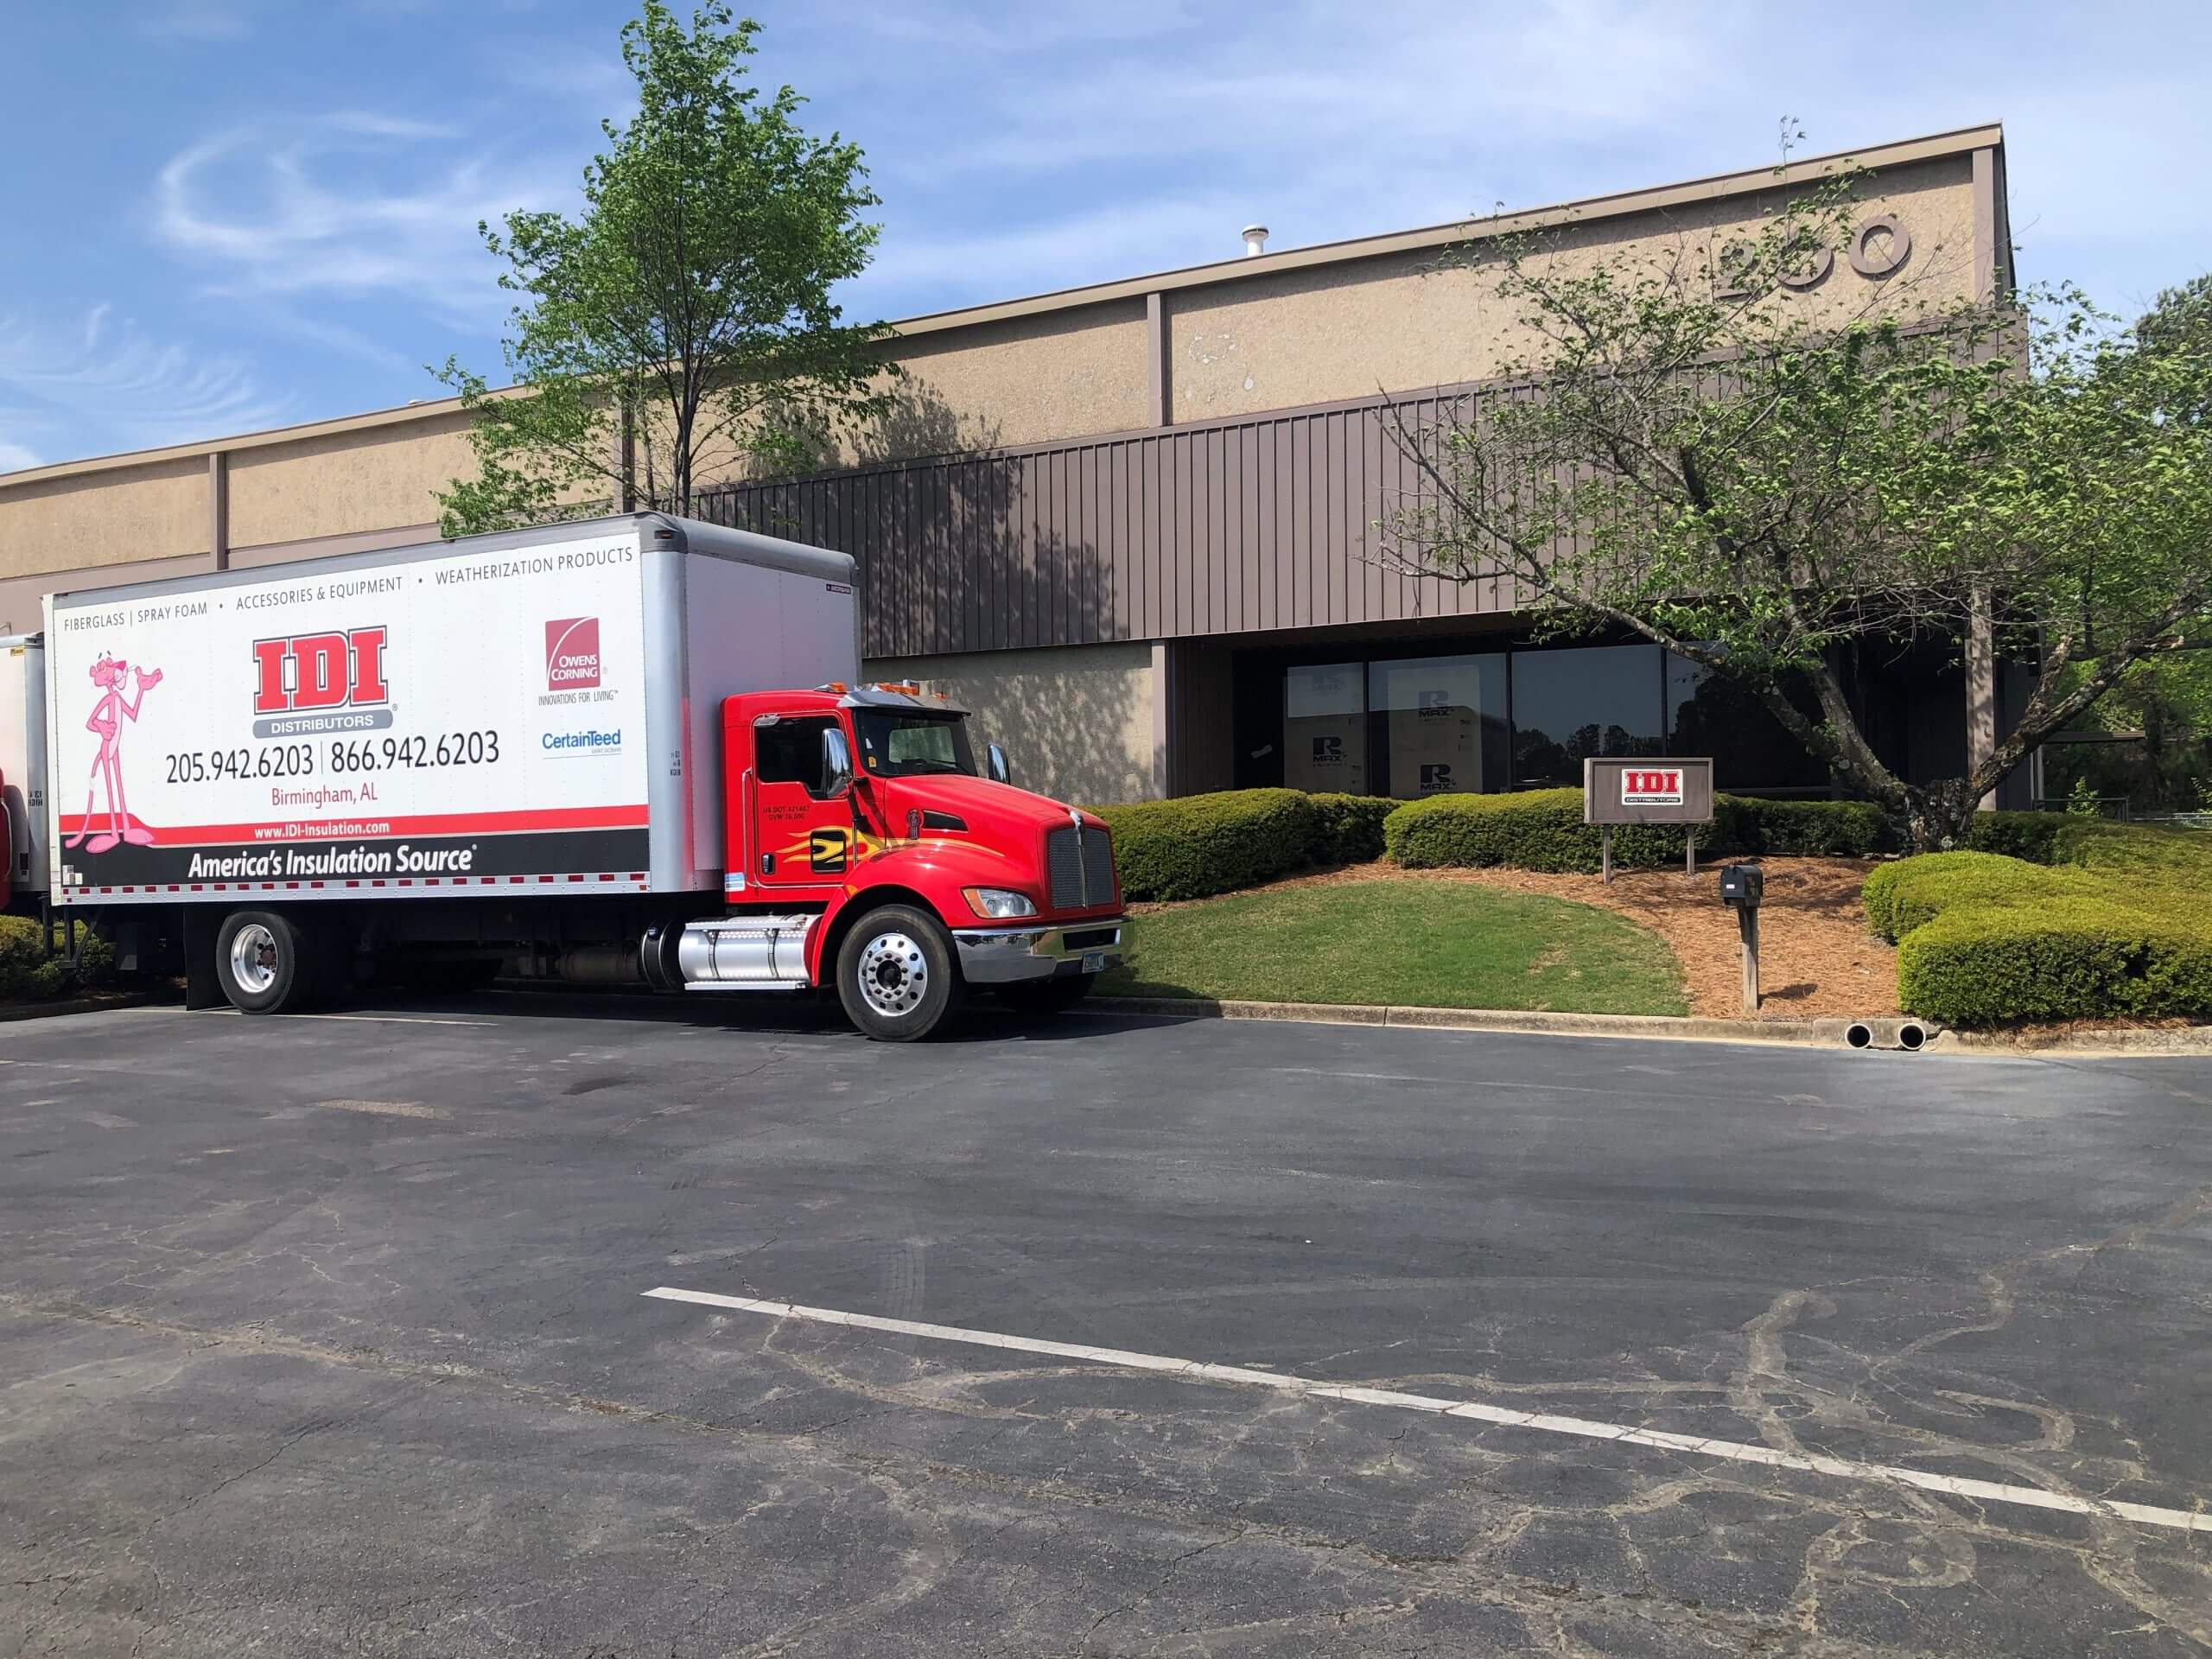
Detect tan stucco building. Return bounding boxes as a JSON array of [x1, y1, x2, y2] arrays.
[[0, 125, 2025, 807]]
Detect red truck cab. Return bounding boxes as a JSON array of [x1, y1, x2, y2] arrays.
[[709, 683, 1127, 1039]]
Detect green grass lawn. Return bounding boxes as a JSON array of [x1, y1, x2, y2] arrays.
[[1098, 878, 1688, 1015]]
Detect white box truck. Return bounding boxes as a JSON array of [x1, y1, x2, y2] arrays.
[[20, 513, 1125, 1039]]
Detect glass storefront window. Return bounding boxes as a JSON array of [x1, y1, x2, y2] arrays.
[[1510, 644, 1663, 787], [1665, 654, 1830, 792], [1370, 654, 1508, 798], [1284, 662, 1368, 793]]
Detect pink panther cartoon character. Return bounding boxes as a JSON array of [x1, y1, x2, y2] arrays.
[[65, 654, 163, 854]]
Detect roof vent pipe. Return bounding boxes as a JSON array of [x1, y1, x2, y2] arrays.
[[1242, 224, 1268, 257]]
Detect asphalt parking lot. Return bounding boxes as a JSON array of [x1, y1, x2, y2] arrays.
[[3, 995, 2209, 1657]]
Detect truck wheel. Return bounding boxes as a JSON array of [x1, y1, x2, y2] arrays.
[[215, 909, 312, 1014], [996, 976, 1095, 1015], [836, 904, 964, 1041]]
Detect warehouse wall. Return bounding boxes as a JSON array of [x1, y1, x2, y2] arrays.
[[864, 640, 1161, 806], [226, 410, 474, 550], [1168, 156, 1980, 423]]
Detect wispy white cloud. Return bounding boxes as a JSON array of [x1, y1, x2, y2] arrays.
[[0, 439, 41, 475], [0, 307, 290, 454], [138, 3, 251, 41], [154, 113, 570, 325]]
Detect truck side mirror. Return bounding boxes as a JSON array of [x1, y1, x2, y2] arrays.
[[986, 743, 1010, 785], [821, 727, 855, 797]]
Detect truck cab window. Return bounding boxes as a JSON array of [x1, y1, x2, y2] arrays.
[[855, 711, 976, 778], [754, 716, 839, 797]]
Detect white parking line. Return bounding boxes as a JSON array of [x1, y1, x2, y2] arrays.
[[644, 1287, 2209, 1535], [285, 1013, 498, 1027]]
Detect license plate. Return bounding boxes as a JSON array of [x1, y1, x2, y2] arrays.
[[1082, 952, 1106, 974]]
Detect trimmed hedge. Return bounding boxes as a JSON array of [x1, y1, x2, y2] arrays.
[[1961, 810, 2085, 866], [1383, 788, 1891, 874], [1306, 792, 1397, 866], [1866, 823, 2212, 1026], [0, 917, 115, 1002], [1093, 788, 1316, 901], [1898, 899, 2212, 1026], [1861, 850, 2078, 944], [1732, 797, 1890, 857]]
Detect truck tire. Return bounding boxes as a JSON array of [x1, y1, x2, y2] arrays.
[[835, 904, 965, 1041], [215, 909, 314, 1014], [996, 975, 1095, 1015]]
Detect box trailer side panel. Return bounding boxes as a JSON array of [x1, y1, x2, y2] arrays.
[[676, 524, 860, 896], [42, 524, 659, 904], [0, 634, 47, 903]]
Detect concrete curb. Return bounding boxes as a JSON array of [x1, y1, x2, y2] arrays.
[[1090, 995, 2212, 1058], [1089, 995, 1866, 1048], [0, 991, 166, 1024], [1928, 1027, 2212, 1058]]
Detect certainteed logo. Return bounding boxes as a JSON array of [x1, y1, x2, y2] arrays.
[[545, 617, 601, 690]]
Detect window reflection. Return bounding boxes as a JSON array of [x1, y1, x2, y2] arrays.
[[1664, 655, 1829, 791], [1510, 645, 1663, 787]]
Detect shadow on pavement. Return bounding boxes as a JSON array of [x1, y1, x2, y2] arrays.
[[290, 982, 1201, 1046]]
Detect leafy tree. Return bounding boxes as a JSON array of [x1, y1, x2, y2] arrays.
[[1382, 155, 2212, 851], [2040, 276, 2212, 812], [436, 2, 893, 535]]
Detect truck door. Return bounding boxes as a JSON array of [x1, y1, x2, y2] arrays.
[[748, 714, 860, 888]]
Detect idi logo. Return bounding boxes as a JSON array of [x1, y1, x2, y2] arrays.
[[252, 627, 390, 713], [544, 617, 601, 690], [1620, 768, 1684, 804]]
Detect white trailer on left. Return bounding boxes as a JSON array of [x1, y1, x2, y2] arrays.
[[0, 633, 48, 912]]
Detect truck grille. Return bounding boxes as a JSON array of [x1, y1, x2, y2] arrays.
[[1046, 824, 1116, 911]]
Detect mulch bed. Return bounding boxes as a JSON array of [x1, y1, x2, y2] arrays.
[[1136, 859, 1898, 1020]]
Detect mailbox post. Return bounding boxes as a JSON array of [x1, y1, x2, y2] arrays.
[[1720, 861, 1764, 1012], [1582, 759, 1714, 884]]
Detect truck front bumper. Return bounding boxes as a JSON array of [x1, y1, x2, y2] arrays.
[[951, 918, 1128, 983]]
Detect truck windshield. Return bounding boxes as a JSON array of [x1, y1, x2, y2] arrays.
[[855, 709, 976, 778]]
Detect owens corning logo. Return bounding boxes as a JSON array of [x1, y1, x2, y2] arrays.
[[545, 617, 601, 690], [252, 628, 390, 713]]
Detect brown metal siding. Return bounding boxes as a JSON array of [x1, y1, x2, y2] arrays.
[[696, 382, 1517, 658]]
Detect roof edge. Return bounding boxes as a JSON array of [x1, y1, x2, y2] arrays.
[[890, 121, 2003, 337]]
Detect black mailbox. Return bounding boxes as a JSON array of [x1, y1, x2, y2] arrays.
[[1719, 862, 1764, 907]]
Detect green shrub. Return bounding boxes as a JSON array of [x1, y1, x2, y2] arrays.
[[1868, 827, 2212, 1025], [1305, 793, 1396, 866], [1381, 789, 1886, 874], [1860, 850, 2081, 944], [0, 917, 115, 1001], [1962, 810, 2085, 866], [1727, 797, 1892, 857], [1897, 900, 2212, 1026], [1387, 789, 1603, 873], [1095, 788, 1317, 901]]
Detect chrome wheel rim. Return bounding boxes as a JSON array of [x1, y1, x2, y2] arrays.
[[855, 931, 928, 1017], [229, 923, 279, 995]]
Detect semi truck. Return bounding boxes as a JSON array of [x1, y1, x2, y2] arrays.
[[0, 512, 1126, 1039]]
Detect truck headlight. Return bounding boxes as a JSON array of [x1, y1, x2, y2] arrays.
[[963, 887, 1037, 918]]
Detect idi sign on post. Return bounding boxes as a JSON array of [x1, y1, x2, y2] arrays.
[[1583, 757, 1713, 826]]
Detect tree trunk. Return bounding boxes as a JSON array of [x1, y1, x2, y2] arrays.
[[1901, 776, 1981, 854]]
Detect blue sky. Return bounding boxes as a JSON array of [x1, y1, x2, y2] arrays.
[[3, 0, 2209, 473]]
